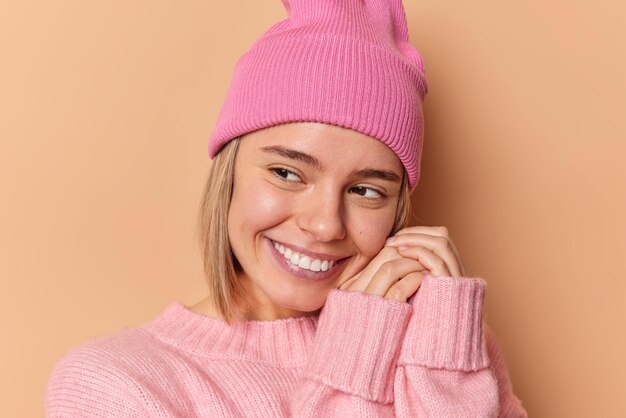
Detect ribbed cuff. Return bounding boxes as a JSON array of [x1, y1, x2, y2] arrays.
[[399, 274, 490, 371], [305, 289, 411, 403]]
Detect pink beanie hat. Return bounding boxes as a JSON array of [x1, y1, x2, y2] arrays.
[[207, 0, 428, 190]]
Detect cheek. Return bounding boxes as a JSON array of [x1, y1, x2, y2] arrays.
[[348, 207, 396, 258], [228, 178, 293, 244]]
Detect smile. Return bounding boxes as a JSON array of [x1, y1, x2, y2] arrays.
[[272, 240, 335, 272]]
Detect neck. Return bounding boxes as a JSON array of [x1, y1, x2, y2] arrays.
[[190, 277, 321, 322], [237, 274, 321, 320]]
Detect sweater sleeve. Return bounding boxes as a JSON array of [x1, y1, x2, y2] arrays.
[[44, 343, 149, 418], [290, 288, 412, 417], [484, 322, 529, 417], [392, 274, 528, 418]]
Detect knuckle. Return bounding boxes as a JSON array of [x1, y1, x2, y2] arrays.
[[436, 236, 449, 249], [379, 246, 401, 259], [377, 261, 396, 277], [386, 288, 405, 302], [435, 258, 447, 270]]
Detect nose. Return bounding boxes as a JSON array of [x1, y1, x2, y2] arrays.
[[296, 191, 346, 242]]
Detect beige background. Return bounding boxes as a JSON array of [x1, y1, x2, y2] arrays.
[[1, 1, 625, 417]]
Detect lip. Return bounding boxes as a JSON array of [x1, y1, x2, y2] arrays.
[[265, 238, 349, 282], [269, 238, 347, 261]]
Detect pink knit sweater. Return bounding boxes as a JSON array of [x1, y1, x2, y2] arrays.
[[45, 275, 528, 417]]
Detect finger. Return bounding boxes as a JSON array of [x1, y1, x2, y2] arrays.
[[390, 226, 466, 276], [387, 233, 462, 277], [396, 245, 454, 277], [364, 258, 425, 297], [391, 225, 449, 237], [341, 245, 426, 293], [389, 249, 427, 271], [337, 271, 361, 290], [344, 246, 404, 293], [384, 271, 424, 302]]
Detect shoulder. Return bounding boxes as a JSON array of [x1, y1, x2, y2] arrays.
[[44, 325, 161, 417]]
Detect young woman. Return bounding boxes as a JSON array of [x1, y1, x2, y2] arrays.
[[46, 1, 528, 416]]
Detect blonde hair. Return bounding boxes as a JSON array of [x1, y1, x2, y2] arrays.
[[196, 135, 415, 323]]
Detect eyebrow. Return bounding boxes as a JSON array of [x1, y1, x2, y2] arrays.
[[261, 145, 324, 170], [260, 145, 402, 183], [353, 168, 401, 183]]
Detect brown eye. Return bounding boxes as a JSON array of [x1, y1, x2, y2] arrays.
[[351, 186, 384, 199], [269, 167, 301, 182]]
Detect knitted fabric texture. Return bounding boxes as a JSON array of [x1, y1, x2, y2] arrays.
[[45, 275, 529, 417], [207, 0, 428, 190]]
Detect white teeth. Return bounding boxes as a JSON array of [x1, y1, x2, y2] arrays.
[[298, 256, 311, 269], [274, 241, 287, 254], [272, 240, 340, 273], [310, 259, 321, 272]]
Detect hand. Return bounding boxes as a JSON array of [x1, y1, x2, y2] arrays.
[[384, 226, 467, 278], [337, 245, 427, 303], [337, 225, 466, 303]]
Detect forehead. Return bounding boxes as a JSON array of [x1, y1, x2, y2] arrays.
[[240, 122, 403, 173]]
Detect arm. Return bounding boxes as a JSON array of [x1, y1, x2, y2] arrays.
[[290, 288, 411, 417], [393, 274, 528, 418]]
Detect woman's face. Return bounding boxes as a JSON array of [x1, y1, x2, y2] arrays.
[[227, 122, 405, 320]]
